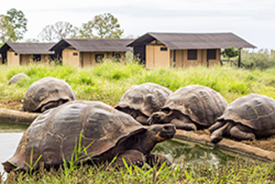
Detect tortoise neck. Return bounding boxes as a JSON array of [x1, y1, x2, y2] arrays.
[[136, 131, 157, 155]]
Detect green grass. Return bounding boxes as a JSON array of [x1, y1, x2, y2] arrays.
[[2, 157, 275, 183], [2, 61, 275, 105], [1, 61, 275, 183]]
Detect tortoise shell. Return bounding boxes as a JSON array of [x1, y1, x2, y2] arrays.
[[217, 94, 275, 130], [3, 101, 147, 172], [162, 85, 227, 127], [115, 82, 172, 117], [21, 77, 75, 112], [8, 73, 29, 85]]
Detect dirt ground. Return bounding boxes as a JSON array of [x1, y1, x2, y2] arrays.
[[2, 101, 275, 155], [0, 100, 22, 111]]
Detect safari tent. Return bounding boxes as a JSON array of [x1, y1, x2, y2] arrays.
[[50, 39, 134, 67], [0, 43, 56, 65], [127, 32, 256, 69]]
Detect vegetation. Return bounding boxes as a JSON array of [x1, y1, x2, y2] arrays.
[[79, 13, 124, 39], [38, 21, 78, 42], [1, 60, 275, 105], [1, 61, 275, 183], [0, 8, 27, 43], [221, 46, 240, 63], [2, 156, 275, 184], [38, 13, 124, 42]]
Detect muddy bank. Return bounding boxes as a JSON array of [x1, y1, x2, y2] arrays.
[[175, 129, 275, 161]]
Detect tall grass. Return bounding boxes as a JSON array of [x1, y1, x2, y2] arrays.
[[2, 156, 275, 183], [1, 61, 275, 105]]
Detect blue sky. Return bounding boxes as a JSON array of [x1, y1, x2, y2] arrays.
[[1, 0, 275, 50]]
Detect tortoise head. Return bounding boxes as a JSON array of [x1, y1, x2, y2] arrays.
[[146, 124, 176, 142], [147, 111, 168, 125]]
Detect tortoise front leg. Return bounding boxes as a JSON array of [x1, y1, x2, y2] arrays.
[[170, 119, 197, 131], [111, 150, 145, 168], [146, 153, 172, 170], [136, 115, 149, 125], [230, 124, 255, 141], [210, 121, 234, 144], [209, 121, 225, 133]]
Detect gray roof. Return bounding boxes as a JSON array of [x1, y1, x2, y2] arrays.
[[50, 39, 134, 52], [128, 32, 256, 49], [0, 43, 55, 54]]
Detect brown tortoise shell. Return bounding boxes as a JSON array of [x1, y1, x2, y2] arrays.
[[217, 94, 275, 130], [21, 77, 75, 112], [162, 85, 228, 127], [3, 101, 147, 172], [115, 82, 172, 117]]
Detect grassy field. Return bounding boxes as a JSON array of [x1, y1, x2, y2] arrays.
[[1, 61, 275, 106], [1, 61, 275, 183]]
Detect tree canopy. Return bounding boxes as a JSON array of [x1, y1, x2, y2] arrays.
[[0, 8, 27, 43], [78, 13, 124, 39], [221, 46, 240, 61], [38, 21, 78, 42]]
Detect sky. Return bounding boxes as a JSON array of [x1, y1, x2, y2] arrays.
[[1, 0, 275, 50]]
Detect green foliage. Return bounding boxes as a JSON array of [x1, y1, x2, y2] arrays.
[[0, 8, 27, 43], [0, 15, 17, 43], [3, 156, 275, 183], [79, 13, 124, 39], [221, 46, 240, 62], [6, 8, 27, 40], [242, 49, 275, 70], [2, 60, 275, 105]]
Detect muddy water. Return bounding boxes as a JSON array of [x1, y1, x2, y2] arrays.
[[0, 122, 263, 174]]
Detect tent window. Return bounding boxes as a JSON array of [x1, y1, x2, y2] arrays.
[[33, 54, 41, 62], [95, 54, 104, 63], [207, 49, 216, 60], [160, 47, 168, 51], [188, 50, 197, 60]]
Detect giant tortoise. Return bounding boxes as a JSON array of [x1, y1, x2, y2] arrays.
[[20, 77, 75, 113], [8, 73, 30, 85], [3, 100, 176, 173], [210, 94, 275, 143], [148, 85, 228, 131], [115, 82, 172, 125]]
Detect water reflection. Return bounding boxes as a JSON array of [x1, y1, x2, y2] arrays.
[[0, 132, 23, 173], [153, 138, 263, 166]]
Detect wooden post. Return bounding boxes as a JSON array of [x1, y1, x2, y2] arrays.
[[238, 48, 242, 68]]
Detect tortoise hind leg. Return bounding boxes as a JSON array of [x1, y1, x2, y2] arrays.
[[170, 118, 197, 131], [230, 124, 255, 141], [111, 150, 145, 168]]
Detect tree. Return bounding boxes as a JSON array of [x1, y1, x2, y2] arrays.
[[6, 8, 27, 40], [221, 46, 240, 63], [0, 8, 27, 43], [38, 21, 78, 42], [0, 15, 16, 43], [79, 13, 123, 39]]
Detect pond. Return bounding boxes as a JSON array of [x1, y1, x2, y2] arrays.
[[0, 122, 265, 174]]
